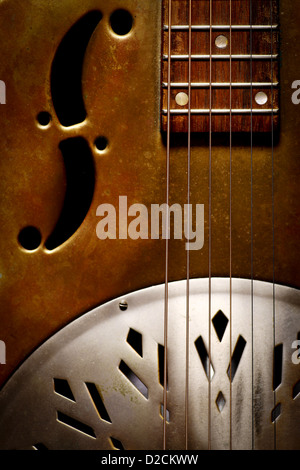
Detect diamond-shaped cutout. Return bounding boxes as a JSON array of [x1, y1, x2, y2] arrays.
[[293, 379, 300, 399], [195, 336, 215, 381], [110, 437, 124, 450], [53, 378, 75, 402], [227, 335, 247, 382], [127, 328, 143, 357], [160, 404, 170, 423], [212, 310, 229, 342], [216, 391, 226, 413], [271, 403, 281, 422]]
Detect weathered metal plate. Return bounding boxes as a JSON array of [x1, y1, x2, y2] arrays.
[[0, 279, 299, 450]]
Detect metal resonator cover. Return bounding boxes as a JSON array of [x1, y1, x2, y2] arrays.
[[0, 278, 299, 450]]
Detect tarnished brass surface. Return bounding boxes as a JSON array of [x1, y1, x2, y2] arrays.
[[0, 0, 299, 398]]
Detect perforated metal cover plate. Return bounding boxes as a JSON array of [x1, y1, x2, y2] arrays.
[[0, 278, 299, 450]]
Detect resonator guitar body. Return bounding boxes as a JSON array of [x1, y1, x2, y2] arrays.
[[0, 0, 299, 450]]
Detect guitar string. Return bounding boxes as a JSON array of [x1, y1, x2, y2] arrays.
[[208, 0, 212, 451], [185, 0, 192, 450], [229, 0, 233, 450], [270, 0, 276, 450], [164, 0, 276, 451], [250, 0, 254, 450], [163, 0, 172, 451]]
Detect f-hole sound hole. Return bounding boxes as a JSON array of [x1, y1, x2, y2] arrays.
[[18, 226, 42, 251], [45, 137, 95, 250], [94, 136, 108, 151], [51, 10, 102, 127], [110, 9, 133, 36], [37, 111, 52, 127]]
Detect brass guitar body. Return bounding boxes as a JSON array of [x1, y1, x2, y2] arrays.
[[0, 0, 299, 450]]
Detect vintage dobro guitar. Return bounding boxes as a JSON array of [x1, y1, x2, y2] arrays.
[[0, 0, 299, 450]]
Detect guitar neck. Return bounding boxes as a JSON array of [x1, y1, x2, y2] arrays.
[[161, 0, 279, 133]]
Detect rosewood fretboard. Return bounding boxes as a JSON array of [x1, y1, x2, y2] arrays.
[[161, 0, 279, 133]]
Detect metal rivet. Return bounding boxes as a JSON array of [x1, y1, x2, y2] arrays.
[[215, 35, 228, 49], [119, 300, 128, 311], [255, 91, 268, 105], [175, 92, 189, 106]]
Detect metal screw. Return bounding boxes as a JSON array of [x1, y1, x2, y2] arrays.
[[119, 300, 128, 311]]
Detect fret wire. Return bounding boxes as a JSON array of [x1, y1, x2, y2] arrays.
[[163, 54, 278, 60], [162, 82, 279, 88], [163, 24, 278, 31], [162, 108, 279, 114]]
